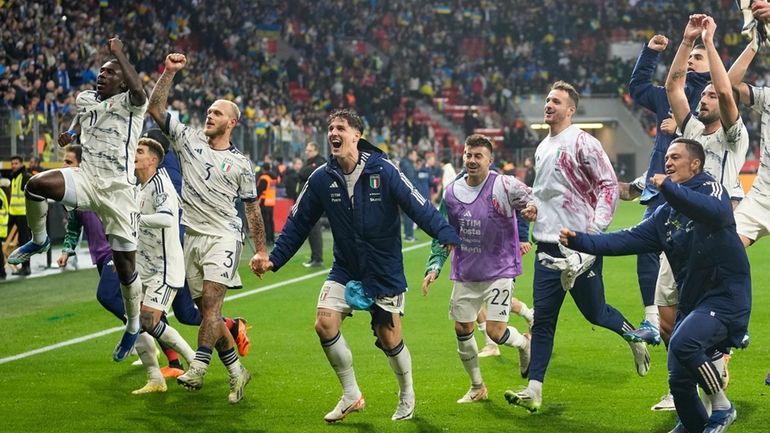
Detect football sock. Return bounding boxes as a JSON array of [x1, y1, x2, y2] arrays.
[[190, 346, 213, 372], [644, 305, 659, 328], [25, 191, 48, 244], [136, 333, 162, 381], [457, 331, 483, 387], [218, 347, 242, 376], [384, 340, 414, 399], [517, 302, 534, 325], [149, 320, 195, 363], [119, 272, 142, 334], [321, 332, 361, 401], [529, 379, 543, 395], [496, 326, 527, 348]]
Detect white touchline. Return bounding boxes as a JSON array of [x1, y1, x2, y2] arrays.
[[0, 242, 430, 365]]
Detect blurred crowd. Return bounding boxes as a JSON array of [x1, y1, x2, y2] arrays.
[[1, 0, 767, 164]]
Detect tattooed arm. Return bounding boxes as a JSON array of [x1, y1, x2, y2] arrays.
[[148, 53, 187, 128], [245, 200, 270, 276], [666, 15, 705, 129]]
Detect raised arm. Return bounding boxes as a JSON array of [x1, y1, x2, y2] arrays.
[[727, 42, 758, 106], [701, 16, 740, 129], [666, 15, 705, 128], [148, 53, 187, 128], [629, 35, 668, 111], [107, 37, 146, 107]]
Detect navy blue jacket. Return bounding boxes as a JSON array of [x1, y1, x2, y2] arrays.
[[569, 172, 751, 348], [629, 45, 710, 205], [269, 139, 461, 298]]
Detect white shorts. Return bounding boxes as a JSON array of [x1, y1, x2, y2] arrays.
[[654, 253, 677, 307], [142, 280, 178, 312], [734, 192, 770, 243], [317, 280, 405, 316], [184, 231, 243, 298], [449, 277, 513, 323], [68, 167, 139, 247]]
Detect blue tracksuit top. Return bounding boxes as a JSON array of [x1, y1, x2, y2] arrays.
[[269, 138, 461, 298], [629, 45, 711, 205], [569, 172, 751, 348]]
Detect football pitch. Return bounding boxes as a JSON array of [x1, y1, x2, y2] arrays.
[[0, 201, 767, 433]]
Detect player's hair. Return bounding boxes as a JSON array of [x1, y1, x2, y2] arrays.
[[10, 155, 23, 163], [671, 137, 705, 173], [64, 144, 82, 163], [328, 108, 364, 133], [138, 137, 165, 163], [551, 80, 580, 109], [219, 99, 240, 121], [693, 43, 706, 51], [464, 134, 494, 153]]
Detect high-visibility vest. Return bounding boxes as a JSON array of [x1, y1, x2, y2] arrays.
[[258, 173, 276, 207], [0, 189, 8, 238], [9, 173, 26, 216]]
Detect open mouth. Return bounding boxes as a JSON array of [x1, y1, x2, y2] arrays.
[[665, 169, 675, 175], [330, 137, 342, 148]]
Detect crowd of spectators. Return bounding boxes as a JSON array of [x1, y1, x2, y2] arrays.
[[0, 0, 766, 165]]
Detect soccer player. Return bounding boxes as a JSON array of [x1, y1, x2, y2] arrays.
[[255, 109, 461, 422], [56, 144, 122, 322], [9, 37, 147, 361], [560, 138, 749, 433], [422, 134, 536, 404], [505, 81, 650, 414], [728, 2, 770, 388], [147, 53, 268, 404], [651, 14, 749, 409], [627, 31, 711, 412], [728, 19, 770, 250], [130, 135, 196, 394], [58, 139, 250, 378]]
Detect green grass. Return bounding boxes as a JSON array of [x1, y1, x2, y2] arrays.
[[0, 201, 768, 432]]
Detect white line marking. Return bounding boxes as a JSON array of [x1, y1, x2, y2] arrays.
[[0, 242, 430, 365]]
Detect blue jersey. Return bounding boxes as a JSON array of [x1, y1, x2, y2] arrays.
[[629, 45, 710, 205], [569, 172, 751, 348], [270, 139, 460, 298]]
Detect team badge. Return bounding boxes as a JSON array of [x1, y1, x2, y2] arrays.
[[369, 174, 380, 189], [221, 159, 233, 172]]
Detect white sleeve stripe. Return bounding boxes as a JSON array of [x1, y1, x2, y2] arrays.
[[411, 189, 427, 206], [291, 182, 310, 216], [707, 182, 723, 198]]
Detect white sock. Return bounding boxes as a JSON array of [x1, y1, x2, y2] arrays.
[[498, 326, 527, 348], [700, 388, 712, 416], [322, 332, 361, 401], [120, 273, 142, 334], [528, 379, 543, 395], [387, 343, 414, 399], [644, 305, 659, 328], [518, 302, 534, 326], [152, 321, 195, 363], [218, 347, 242, 376], [136, 333, 162, 381], [26, 194, 48, 244], [457, 333, 483, 387], [708, 390, 731, 411]]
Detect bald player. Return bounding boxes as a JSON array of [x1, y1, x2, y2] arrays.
[[147, 52, 269, 404]]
